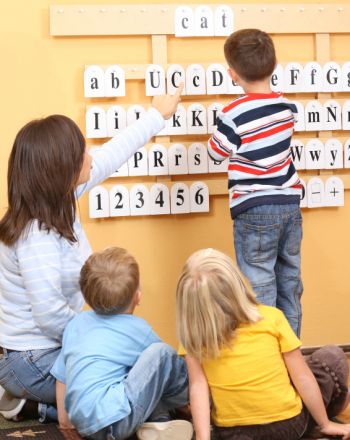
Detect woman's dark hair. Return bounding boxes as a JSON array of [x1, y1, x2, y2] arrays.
[[0, 115, 86, 246]]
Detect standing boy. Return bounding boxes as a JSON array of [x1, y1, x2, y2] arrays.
[[51, 247, 192, 440], [208, 29, 303, 336]]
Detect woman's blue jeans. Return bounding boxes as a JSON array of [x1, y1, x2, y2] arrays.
[[0, 346, 59, 421], [234, 203, 303, 336]]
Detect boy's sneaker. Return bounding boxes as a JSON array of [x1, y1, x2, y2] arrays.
[[0, 387, 26, 421], [137, 420, 193, 440]]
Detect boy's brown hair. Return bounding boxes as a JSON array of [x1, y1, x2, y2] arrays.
[[80, 247, 140, 315], [224, 29, 276, 82]]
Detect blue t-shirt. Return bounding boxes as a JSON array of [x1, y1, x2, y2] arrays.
[[51, 311, 161, 436]]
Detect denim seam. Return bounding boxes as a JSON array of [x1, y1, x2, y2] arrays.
[[7, 369, 42, 400], [23, 354, 51, 381]]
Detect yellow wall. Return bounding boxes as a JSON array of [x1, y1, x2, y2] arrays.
[[1, 0, 350, 347]]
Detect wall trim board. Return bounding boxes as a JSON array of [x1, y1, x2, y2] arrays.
[[50, 4, 350, 36]]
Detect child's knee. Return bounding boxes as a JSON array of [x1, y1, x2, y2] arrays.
[[142, 342, 180, 363], [309, 345, 349, 387], [312, 346, 348, 375]]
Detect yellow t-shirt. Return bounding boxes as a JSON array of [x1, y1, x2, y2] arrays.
[[184, 305, 302, 427]]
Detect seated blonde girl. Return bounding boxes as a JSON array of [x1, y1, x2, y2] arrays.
[[176, 248, 350, 440]]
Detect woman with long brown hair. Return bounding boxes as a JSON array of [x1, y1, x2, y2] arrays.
[[0, 87, 182, 423]]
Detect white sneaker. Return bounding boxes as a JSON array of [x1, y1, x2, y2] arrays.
[[137, 420, 193, 440], [0, 388, 26, 420]]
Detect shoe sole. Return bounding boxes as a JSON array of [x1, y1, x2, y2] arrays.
[[137, 420, 193, 440]]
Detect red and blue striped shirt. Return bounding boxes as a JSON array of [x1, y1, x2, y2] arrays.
[[208, 92, 301, 218]]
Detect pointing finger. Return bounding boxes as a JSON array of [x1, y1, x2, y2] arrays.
[[174, 82, 184, 98]]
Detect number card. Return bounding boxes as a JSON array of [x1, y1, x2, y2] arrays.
[[89, 186, 109, 218], [110, 161, 129, 178], [107, 105, 127, 137], [271, 64, 284, 92], [128, 147, 148, 176], [171, 183, 190, 214], [324, 139, 343, 169], [307, 177, 324, 208], [207, 102, 224, 134], [186, 64, 206, 95], [168, 144, 188, 175], [167, 64, 186, 95], [209, 157, 228, 173], [194, 5, 214, 37], [188, 143, 209, 174], [324, 177, 344, 207], [303, 62, 323, 92], [145, 64, 166, 96], [206, 64, 227, 95], [86, 107, 107, 138], [190, 182, 209, 213], [305, 139, 325, 170], [344, 139, 350, 168], [127, 105, 146, 125], [187, 103, 207, 135], [150, 184, 171, 215], [290, 140, 306, 170], [299, 178, 307, 208], [227, 77, 244, 95], [305, 100, 324, 132], [105, 65, 126, 97], [167, 104, 187, 135], [323, 100, 342, 131], [291, 101, 305, 132], [323, 61, 342, 92], [284, 62, 304, 93], [84, 65, 105, 98], [342, 100, 350, 130], [130, 185, 150, 216], [109, 185, 130, 217], [174, 6, 195, 37], [341, 62, 350, 92], [148, 144, 169, 176], [214, 5, 233, 36]]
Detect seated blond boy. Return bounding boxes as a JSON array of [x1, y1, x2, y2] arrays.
[[51, 247, 193, 440]]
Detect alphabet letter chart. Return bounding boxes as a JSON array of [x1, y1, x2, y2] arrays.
[[50, 3, 350, 218]]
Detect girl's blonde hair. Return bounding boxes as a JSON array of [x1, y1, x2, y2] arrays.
[[176, 248, 261, 361]]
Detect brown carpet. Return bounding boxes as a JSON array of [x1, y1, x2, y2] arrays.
[[0, 424, 83, 439], [1, 412, 346, 439], [0, 417, 143, 439]]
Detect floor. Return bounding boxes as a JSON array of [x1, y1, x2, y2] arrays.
[[1, 358, 350, 439]]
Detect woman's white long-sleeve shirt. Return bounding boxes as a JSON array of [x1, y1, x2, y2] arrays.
[[0, 108, 164, 350]]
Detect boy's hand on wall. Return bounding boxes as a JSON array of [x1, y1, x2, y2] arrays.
[[151, 83, 184, 119]]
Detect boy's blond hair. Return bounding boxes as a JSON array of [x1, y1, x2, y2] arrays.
[[80, 247, 139, 315], [224, 28, 276, 82], [176, 248, 261, 361]]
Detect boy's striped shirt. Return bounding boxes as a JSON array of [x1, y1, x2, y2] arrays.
[[208, 92, 301, 218]]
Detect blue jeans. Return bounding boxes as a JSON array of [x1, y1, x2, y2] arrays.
[[0, 347, 60, 422], [88, 343, 189, 440], [234, 204, 303, 336]]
